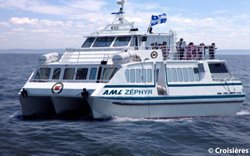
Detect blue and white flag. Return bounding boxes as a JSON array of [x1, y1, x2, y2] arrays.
[[150, 13, 167, 26]]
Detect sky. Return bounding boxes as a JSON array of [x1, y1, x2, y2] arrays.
[[1, 0, 250, 50]]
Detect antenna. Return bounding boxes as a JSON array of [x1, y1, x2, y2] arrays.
[[117, 0, 125, 13], [111, 0, 125, 25], [97, 0, 136, 34], [112, 0, 125, 15]]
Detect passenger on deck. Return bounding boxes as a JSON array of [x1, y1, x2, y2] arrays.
[[155, 42, 159, 49], [209, 43, 216, 59], [192, 44, 198, 59], [186, 42, 194, 60], [198, 43, 205, 60], [151, 42, 158, 49], [148, 26, 153, 34], [161, 41, 168, 60], [150, 43, 154, 49], [176, 38, 186, 60]]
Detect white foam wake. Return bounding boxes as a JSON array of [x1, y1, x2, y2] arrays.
[[112, 116, 193, 123], [9, 111, 21, 118], [236, 110, 250, 116]]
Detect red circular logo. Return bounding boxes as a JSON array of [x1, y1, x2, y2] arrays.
[[51, 82, 64, 94]]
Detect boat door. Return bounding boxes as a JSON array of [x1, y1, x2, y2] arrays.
[[155, 62, 168, 95], [148, 61, 168, 118]]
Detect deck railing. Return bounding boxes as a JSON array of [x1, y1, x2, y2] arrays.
[[60, 44, 217, 63]]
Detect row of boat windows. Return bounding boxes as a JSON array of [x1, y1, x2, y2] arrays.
[[82, 36, 132, 48], [33, 67, 118, 81], [167, 68, 200, 82], [124, 67, 200, 83], [125, 69, 153, 83]]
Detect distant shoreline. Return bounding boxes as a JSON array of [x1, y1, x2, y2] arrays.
[[0, 49, 64, 54], [0, 49, 250, 55]]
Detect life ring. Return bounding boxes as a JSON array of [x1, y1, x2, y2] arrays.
[[51, 82, 64, 94], [151, 51, 158, 59]]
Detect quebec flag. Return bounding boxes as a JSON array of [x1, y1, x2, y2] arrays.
[[150, 13, 167, 26]]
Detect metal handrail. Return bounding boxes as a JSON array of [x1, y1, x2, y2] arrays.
[[60, 44, 217, 63]]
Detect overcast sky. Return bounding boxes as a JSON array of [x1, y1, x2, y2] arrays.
[[1, 0, 250, 50]]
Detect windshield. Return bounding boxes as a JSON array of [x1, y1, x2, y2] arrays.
[[34, 68, 51, 80], [93, 37, 115, 47], [82, 37, 95, 48], [209, 63, 228, 73], [113, 36, 131, 47]]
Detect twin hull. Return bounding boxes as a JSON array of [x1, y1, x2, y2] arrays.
[[19, 83, 245, 119], [19, 86, 93, 119]]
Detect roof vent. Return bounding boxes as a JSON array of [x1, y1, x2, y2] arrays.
[[130, 28, 138, 32]]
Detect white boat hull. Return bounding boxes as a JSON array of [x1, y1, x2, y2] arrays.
[[19, 95, 56, 118], [90, 95, 245, 119]]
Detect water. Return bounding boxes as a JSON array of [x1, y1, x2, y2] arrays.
[[0, 53, 250, 155]]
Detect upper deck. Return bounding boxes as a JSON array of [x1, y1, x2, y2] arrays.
[[58, 38, 217, 65], [55, 0, 217, 65]]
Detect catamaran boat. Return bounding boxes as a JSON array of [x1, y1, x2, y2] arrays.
[[19, 0, 245, 119]]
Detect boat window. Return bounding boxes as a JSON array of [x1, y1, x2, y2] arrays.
[[76, 68, 88, 80], [52, 68, 61, 80], [177, 68, 183, 82], [130, 69, 135, 83], [208, 63, 228, 73], [89, 68, 97, 80], [166, 68, 172, 82], [125, 68, 152, 83], [34, 68, 51, 80], [93, 37, 115, 47], [113, 36, 131, 47], [136, 69, 141, 83], [198, 63, 205, 72], [194, 68, 200, 81], [167, 67, 200, 82], [102, 68, 118, 80], [187, 68, 194, 82], [147, 69, 152, 82], [110, 68, 118, 80], [82, 37, 95, 48], [125, 69, 129, 82], [63, 68, 75, 80], [142, 69, 146, 83], [171, 68, 177, 82], [182, 68, 188, 82], [130, 36, 135, 47]]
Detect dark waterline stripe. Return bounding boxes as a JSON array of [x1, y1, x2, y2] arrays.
[[112, 101, 241, 106]]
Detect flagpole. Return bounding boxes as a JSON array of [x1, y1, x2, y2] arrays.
[[147, 15, 153, 34]]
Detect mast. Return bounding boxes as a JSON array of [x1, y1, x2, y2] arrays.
[[96, 0, 136, 34], [114, 0, 125, 24]]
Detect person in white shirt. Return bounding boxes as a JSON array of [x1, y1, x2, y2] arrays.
[[176, 38, 186, 60]]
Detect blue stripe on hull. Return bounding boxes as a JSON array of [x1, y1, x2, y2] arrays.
[[99, 94, 245, 101], [168, 83, 242, 87], [112, 101, 241, 106], [104, 83, 242, 88], [104, 85, 155, 88]]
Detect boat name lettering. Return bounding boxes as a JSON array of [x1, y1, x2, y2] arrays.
[[125, 89, 152, 95], [103, 89, 152, 95], [103, 90, 122, 95]]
